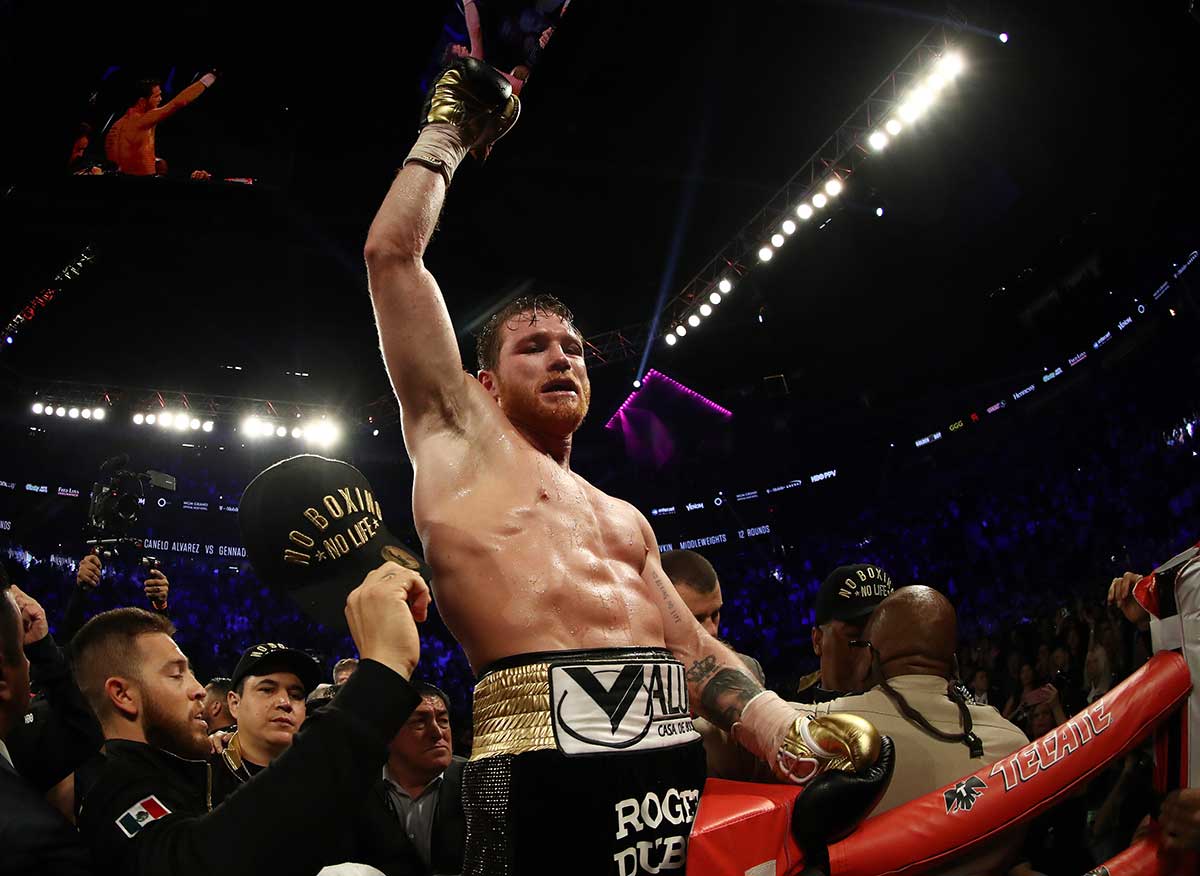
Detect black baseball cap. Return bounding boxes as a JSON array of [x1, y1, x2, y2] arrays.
[[814, 564, 896, 626], [230, 642, 321, 695], [239, 454, 430, 630]]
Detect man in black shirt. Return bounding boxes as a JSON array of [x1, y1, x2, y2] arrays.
[[73, 561, 428, 876], [211, 643, 321, 802], [796, 564, 895, 704]]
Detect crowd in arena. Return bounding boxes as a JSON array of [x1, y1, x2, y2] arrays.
[[3, 333, 1198, 873]]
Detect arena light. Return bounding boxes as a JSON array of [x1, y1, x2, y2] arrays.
[[173, 415, 188, 431], [81, 408, 92, 419], [132, 413, 144, 425], [158, 413, 174, 429], [93, 408, 105, 421], [688, 314, 701, 328], [796, 203, 814, 220], [32, 402, 43, 414], [868, 130, 889, 151], [998, 32, 1009, 44], [664, 333, 677, 346], [55, 407, 65, 417], [898, 101, 918, 122], [304, 420, 341, 449], [911, 86, 935, 112], [145, 413, 157, 425], [885, 118, 902, 136], [937, 51, 964, 78], [633, 379, 642, 389], [68, 407, 79, 419], [718, 278, 733, 294], [675, 325, 687, 337], [202, 420, 214, 432], [275, 426, 287, 438], [927, 71, 947, 92], [782, 219, 796, 235], [291, 426, 303, 438], [758, 246, 774, 262], [699, 303, 713, 317], [770, 233, 785, 248], [876, 206, 885, 218], [812, 193, 828, 209], [190, 418, 201, 430], [709, 291, 722, 305], [824, 178, 843, 197], [44, 406, 53, 417], [242, 416, 261, 437]]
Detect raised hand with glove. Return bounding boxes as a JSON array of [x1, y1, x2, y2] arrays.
[[404, 55, 520, 185]]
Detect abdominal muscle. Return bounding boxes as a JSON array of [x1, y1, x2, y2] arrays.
[[413, 441, 667, 673]]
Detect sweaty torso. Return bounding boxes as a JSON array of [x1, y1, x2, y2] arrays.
[[410, 382, 667, 672], [105, 111, 156, 175]]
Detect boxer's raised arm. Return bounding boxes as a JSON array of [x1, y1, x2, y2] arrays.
[[365, 59, 519, 440], [365, 165, 471, 435], [138, 75, 214, 128], [635, 512, 764, 729]]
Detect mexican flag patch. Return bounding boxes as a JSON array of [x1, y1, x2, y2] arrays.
[[116, 796, 171, 837]]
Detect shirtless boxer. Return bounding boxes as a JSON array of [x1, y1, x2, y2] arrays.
[[364, 58, 882, 876]]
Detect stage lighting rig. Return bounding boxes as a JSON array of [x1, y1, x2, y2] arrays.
[[648, 21, 971, 356]]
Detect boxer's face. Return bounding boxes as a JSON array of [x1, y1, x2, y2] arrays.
[[142, 86, 163, 110], [389, 695, 453, 776], [229, 671, 306, 757], [136, 633, 210, 759], [483, 312, 591, 437]]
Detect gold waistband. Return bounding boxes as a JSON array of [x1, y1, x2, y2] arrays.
[[470, 661, 556, 760]]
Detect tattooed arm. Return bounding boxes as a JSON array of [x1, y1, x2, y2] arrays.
[[636, 512, 765, 730]]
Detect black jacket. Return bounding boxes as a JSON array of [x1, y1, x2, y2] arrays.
[[6, 634, 104, 793], [355, 757, 467, 876], [0, 752, 92, 876], [77, 659, 420, 876]]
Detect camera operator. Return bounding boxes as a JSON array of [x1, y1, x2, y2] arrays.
[[60, 552, 170, 643], [74, 561, 429, 876]]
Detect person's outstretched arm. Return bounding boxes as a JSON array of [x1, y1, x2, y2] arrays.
[[135, 74, 216, 129], [364, 59, 517, 444]]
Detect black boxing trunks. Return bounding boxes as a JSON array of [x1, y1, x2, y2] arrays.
[[462, 647, 707, 876]]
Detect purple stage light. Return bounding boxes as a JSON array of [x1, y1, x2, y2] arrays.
[[604, 369, 733, 430]]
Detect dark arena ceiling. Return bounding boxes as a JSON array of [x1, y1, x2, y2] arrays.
[[0, 1, 1198, 514]]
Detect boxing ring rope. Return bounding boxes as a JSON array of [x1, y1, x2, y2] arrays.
[[688, 545, 1200, 876]]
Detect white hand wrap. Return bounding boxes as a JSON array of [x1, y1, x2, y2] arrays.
[[403, 123, 469, 187]]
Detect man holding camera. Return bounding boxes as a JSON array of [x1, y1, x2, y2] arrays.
[[61, 553, 170, 643]]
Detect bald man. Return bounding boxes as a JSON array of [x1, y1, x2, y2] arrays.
[[819, 585, 1028, 817], [700, 586, 1027, 866]]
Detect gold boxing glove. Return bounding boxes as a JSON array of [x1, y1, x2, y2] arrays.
[[733, 691, 882, 785], [405, 57, 520, 184], [777, 713, 881, 785]]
